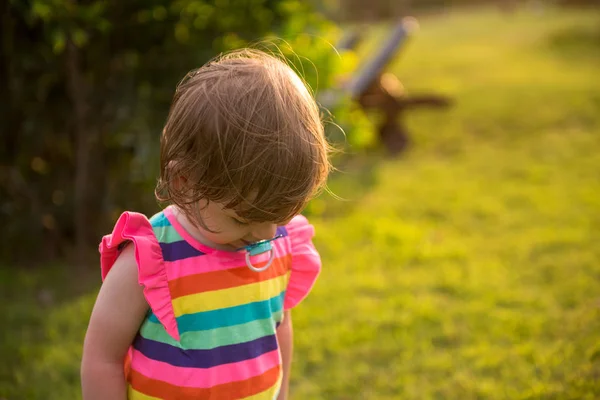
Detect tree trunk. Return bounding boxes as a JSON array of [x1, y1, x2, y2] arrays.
[[0, 0, 17, 162], [65, 37, 92, 265]]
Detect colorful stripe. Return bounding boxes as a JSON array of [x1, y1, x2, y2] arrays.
[[172, 274, 289, 316], [129, 387, 162, 400], [140, 314, 280, 350], [166, 253, 261, 278], [149, 212, 171, 227], [133, 334, 278, 368], [168, 255, 291, 298], [240, 384, 281, 400], [275, 226, 288, 237], [148, 292, 285, 333], [129, 365, 281, 399], [152, 225, 184, 244], [130, 348, 281, 388], [159, 240, 205, 262]]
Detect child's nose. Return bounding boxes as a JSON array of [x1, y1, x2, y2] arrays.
[[252, 223, 277, 241]]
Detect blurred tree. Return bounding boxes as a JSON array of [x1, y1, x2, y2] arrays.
[[0, 0, 338, 264], [320, 0, 600, 22]]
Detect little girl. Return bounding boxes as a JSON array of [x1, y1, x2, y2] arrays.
[[81, 49, 330, 400]]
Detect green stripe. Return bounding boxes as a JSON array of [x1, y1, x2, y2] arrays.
[[139, 311, 282, 350], [152, 224, 183, 244]]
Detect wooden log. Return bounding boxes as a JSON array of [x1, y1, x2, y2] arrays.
[[348, 17, 419, 99], [336, 29, 363, 51]]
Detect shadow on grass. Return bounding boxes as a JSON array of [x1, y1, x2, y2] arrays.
[[546, 23, 600, 61]]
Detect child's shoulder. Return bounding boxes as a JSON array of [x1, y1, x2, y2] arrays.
[[99, 209, 180, 340]]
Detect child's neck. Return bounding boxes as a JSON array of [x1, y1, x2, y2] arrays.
[[170, 206, 237, 252]]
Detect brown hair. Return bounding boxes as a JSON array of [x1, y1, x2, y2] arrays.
[[155, 49, 331, 225]]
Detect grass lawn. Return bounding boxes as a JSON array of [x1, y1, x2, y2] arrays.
[[2, 6, 599, 400]]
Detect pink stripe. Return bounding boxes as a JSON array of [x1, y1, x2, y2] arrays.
[[129, 348, 281, 388], [166, 241, 290, 279]]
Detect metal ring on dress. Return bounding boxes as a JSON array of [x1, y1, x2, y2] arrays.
[[245, 248, 275, 272]]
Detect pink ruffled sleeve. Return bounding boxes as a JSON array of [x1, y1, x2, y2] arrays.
[[99, 212, 180, 341], [284, 215, 322, 310]]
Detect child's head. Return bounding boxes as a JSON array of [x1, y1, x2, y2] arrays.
[[156, 49, 330, 246]]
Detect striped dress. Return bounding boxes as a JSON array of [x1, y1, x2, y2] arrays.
[[99, 206, 321, 399]]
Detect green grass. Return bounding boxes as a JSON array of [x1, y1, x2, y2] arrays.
[[2, 6, 600, 400]]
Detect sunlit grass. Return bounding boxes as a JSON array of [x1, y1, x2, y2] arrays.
[[297, 6, 600, 399]]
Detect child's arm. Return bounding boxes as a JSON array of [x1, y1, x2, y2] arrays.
[[81, 245, 149, 400], [277, 310, 293, 400]]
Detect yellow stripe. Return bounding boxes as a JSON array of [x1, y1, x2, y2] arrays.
[[128, 386, 161, 400], [173, 273, 290, 316], [240, 374, 282, 400]]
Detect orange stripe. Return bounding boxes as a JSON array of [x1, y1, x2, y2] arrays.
[[129, 365, 281, 399], [168, 254, 291, 298], [124, 349, 132, 376]]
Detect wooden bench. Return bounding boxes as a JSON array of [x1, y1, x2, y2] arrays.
[[323, 17, 452, 155]]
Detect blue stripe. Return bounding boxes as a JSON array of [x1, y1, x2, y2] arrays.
[[148, 291, 285, 334], [159, 240, 205, 262], [276, 226, 288, 237], [133, 333, 278, 368], [149, 212, 171, 227]]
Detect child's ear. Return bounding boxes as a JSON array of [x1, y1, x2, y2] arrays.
[[167, 160, 188, 189], [172, 176, 186, 191]]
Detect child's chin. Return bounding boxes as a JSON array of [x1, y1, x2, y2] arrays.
[[221, 240, 245, 250], [234, 240, 250, 249]]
